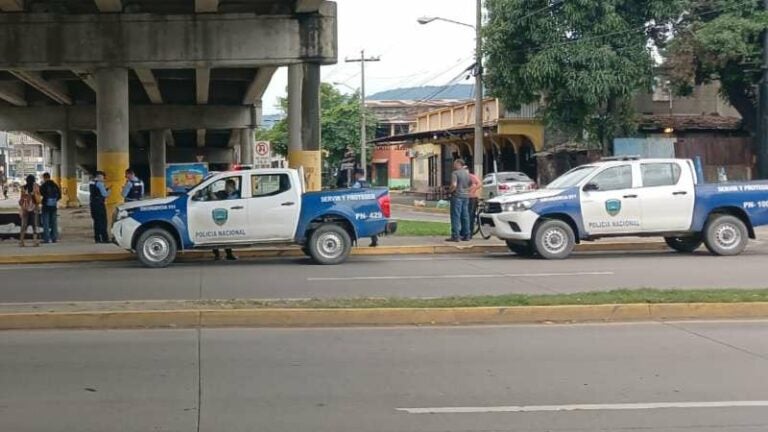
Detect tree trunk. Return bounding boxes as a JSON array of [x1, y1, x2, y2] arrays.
[[723, 83, 756, 134]]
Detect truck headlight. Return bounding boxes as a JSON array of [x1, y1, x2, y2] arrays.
[[115, 209, 129, 221], [503, 199, 537, 212]]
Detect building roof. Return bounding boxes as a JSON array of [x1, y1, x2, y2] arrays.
[[639, 115, 742, 131], [370, 121, 498, 145]]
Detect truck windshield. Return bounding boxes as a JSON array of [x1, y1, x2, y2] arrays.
[[546, 166, 598, 189]]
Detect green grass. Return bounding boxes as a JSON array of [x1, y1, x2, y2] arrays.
[[394, 219, 451, 236], [197, 288, 768, 309]]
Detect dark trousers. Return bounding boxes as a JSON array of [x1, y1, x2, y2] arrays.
[[90, 204, 108, 243], [468, 197, 478, 238], [41, 206, 58, 242]]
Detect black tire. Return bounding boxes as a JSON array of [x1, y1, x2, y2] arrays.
[[703, 214, 749, 256], [506, 240, 535, 257], [136, 228, 177, 268], [664, 236, 702, 253], [531, 219, 575, 260], [307, 224, 352, 265]]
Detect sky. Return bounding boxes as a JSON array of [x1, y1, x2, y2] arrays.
[[261, 0, 477, 115]]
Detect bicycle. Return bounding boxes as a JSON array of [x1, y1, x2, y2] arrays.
[[472, 199, 493, 240]]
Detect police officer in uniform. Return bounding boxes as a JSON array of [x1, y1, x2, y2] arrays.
[[89, 171, 110, 243], [122, 168, 144, 202]]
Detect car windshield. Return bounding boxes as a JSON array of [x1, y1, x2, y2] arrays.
[[546, 165, 598, 189]]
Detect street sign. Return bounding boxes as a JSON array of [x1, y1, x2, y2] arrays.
[[255, 141, 270, 157]]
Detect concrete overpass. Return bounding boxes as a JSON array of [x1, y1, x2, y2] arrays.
[[0, 0, 336, 215]]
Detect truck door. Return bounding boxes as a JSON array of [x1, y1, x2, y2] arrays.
[[637, 161, 695, 232], [580, 164, 643, 235], [187, 174, 251, 245], [246, 172, 300, 241]]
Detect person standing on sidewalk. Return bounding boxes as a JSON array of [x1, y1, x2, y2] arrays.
[[122, 168, 144, 202], [468, 170, 482, 238], [18, 174, 41, 247], [39, 172, 61, 244], [446, 159, 472, 242], [89, 171, 110, 243]]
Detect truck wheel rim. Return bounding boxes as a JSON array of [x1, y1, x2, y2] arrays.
[[715, 223, 740, 250], [143, 236, 170, 263], [317, 232, 343, 259], [542, 227, 568, 254]]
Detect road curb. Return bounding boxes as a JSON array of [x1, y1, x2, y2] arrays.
[[0, 241, 668, 265], [2, 302, 768, 330]]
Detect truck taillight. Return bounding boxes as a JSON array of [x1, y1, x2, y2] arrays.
[[530, 182, 538, 190], [378, 194, 391, 218], [499, 184, 510, 191]]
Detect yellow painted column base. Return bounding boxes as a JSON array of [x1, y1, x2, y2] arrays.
[[150, 177, 166, 198], [288, 150, 322, 192], [61, 177, 80, 208], [98, 151, 129, 221]]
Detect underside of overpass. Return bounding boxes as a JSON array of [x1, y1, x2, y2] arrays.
[[0, 0, 335, 213]]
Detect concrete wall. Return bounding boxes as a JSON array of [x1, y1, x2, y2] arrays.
[[634, 82, 740, 117]]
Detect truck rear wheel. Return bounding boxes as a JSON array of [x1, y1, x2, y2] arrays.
[[532, 219, 575, 260], [136, 228, 177, 268], [703, 214, 748, 256], [664, 236, 702, 253], [308, 224, 352, 265]]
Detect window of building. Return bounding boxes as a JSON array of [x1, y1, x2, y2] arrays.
[[641, 163, 681, 187], [394, 124, 411, 135], [399, 164, 411, 178], [375, 124, 391, 139]]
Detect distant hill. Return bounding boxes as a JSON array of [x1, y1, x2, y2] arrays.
[[368, 84, 473, 101]]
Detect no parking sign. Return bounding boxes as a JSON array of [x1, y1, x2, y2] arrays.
[[255, 141, 270, 157]]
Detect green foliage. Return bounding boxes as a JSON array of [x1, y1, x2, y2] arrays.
[[484, 0, 685, 151], [255, 83, 377, 168], [666, 1, 768, 132]]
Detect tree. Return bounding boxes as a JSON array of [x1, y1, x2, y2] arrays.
[[666, 0, 768, 134], [484, 0, 684, 153], [256, 83, 376, 169]]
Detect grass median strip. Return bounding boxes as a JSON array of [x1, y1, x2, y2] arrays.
[[394, 220, 451, 236]]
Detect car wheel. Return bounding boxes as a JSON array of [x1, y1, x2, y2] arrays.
[[703, 214, 748, 256], [532, 219, 575, 260], [308, 224, 352, 265], [664, 236, 702, 253], [136, 228, 177, 268], [505, 240, 535, 257]]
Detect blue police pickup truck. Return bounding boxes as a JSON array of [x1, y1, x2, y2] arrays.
[[480, 157, 768, 259], [111, 168, 396, 268]]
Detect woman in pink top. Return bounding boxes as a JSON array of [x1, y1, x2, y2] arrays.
[[468, 172, 481, 238]]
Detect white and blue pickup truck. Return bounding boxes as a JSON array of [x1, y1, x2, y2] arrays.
[[111, 168, 396, 267], [480, 157, 768, 259]]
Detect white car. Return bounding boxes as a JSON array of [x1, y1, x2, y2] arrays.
[[482, 171, 536, 199], [77, 183, 90, 205]]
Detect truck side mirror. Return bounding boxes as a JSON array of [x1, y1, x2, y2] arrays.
[[583, 183, 599, 192]]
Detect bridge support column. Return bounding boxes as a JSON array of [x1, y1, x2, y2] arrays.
[[60, 130, 79, 208], [149, 130, 167, 198], [240, 128, 254, 166], [287, 63, 321, 191], [50, 148, 61, 186], [96, 68, 129, 219]]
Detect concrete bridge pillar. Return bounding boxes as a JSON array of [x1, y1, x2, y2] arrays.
[[287, 63, 322, 191], [50, 148, 61, 186], [60, 130, 79, 208], [96, 68, 129, 218], [149, 130, 167, 198], [240, 128, 254, 166]]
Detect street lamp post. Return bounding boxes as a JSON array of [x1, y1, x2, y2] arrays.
[[418, 0, 484, 177]]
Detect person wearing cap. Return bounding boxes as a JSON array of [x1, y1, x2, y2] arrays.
[[122, 168, 145, 202], [89, 171, 110, 243]]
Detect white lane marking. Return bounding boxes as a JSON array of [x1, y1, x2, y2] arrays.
[[308, 271, 614, 281], [397, 400, 768, 414]]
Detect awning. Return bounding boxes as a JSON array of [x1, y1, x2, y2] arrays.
[[372, 158, 389, 164]]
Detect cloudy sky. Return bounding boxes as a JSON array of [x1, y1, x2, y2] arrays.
[[262, 0, 478, 114]]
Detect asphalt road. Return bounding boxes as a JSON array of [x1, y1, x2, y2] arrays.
[[2, 321, 768, 431], [1, 244, 768, 303]]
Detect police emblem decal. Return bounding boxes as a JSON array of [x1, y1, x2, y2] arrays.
[[605, 199, 621, 217], [212, 208, 228, 226]]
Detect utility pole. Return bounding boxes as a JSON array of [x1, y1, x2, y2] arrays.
[[759, 0, 768, 178], [345, 49, 380, 178], [473, 0, 484, 178]]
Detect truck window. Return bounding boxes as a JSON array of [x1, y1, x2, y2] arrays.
[[641, 163, 681, 187], [589, 165, 632, 191], [251, 174, 291, 198], [196, 177, 241, 201]]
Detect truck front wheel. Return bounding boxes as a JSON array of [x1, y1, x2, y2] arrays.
[[136, 228, 177, 268], [532, 219, 575, 260], [308, 224, 352, 265], [703, 214, 748, 256], [664, 236, 702, 253]]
